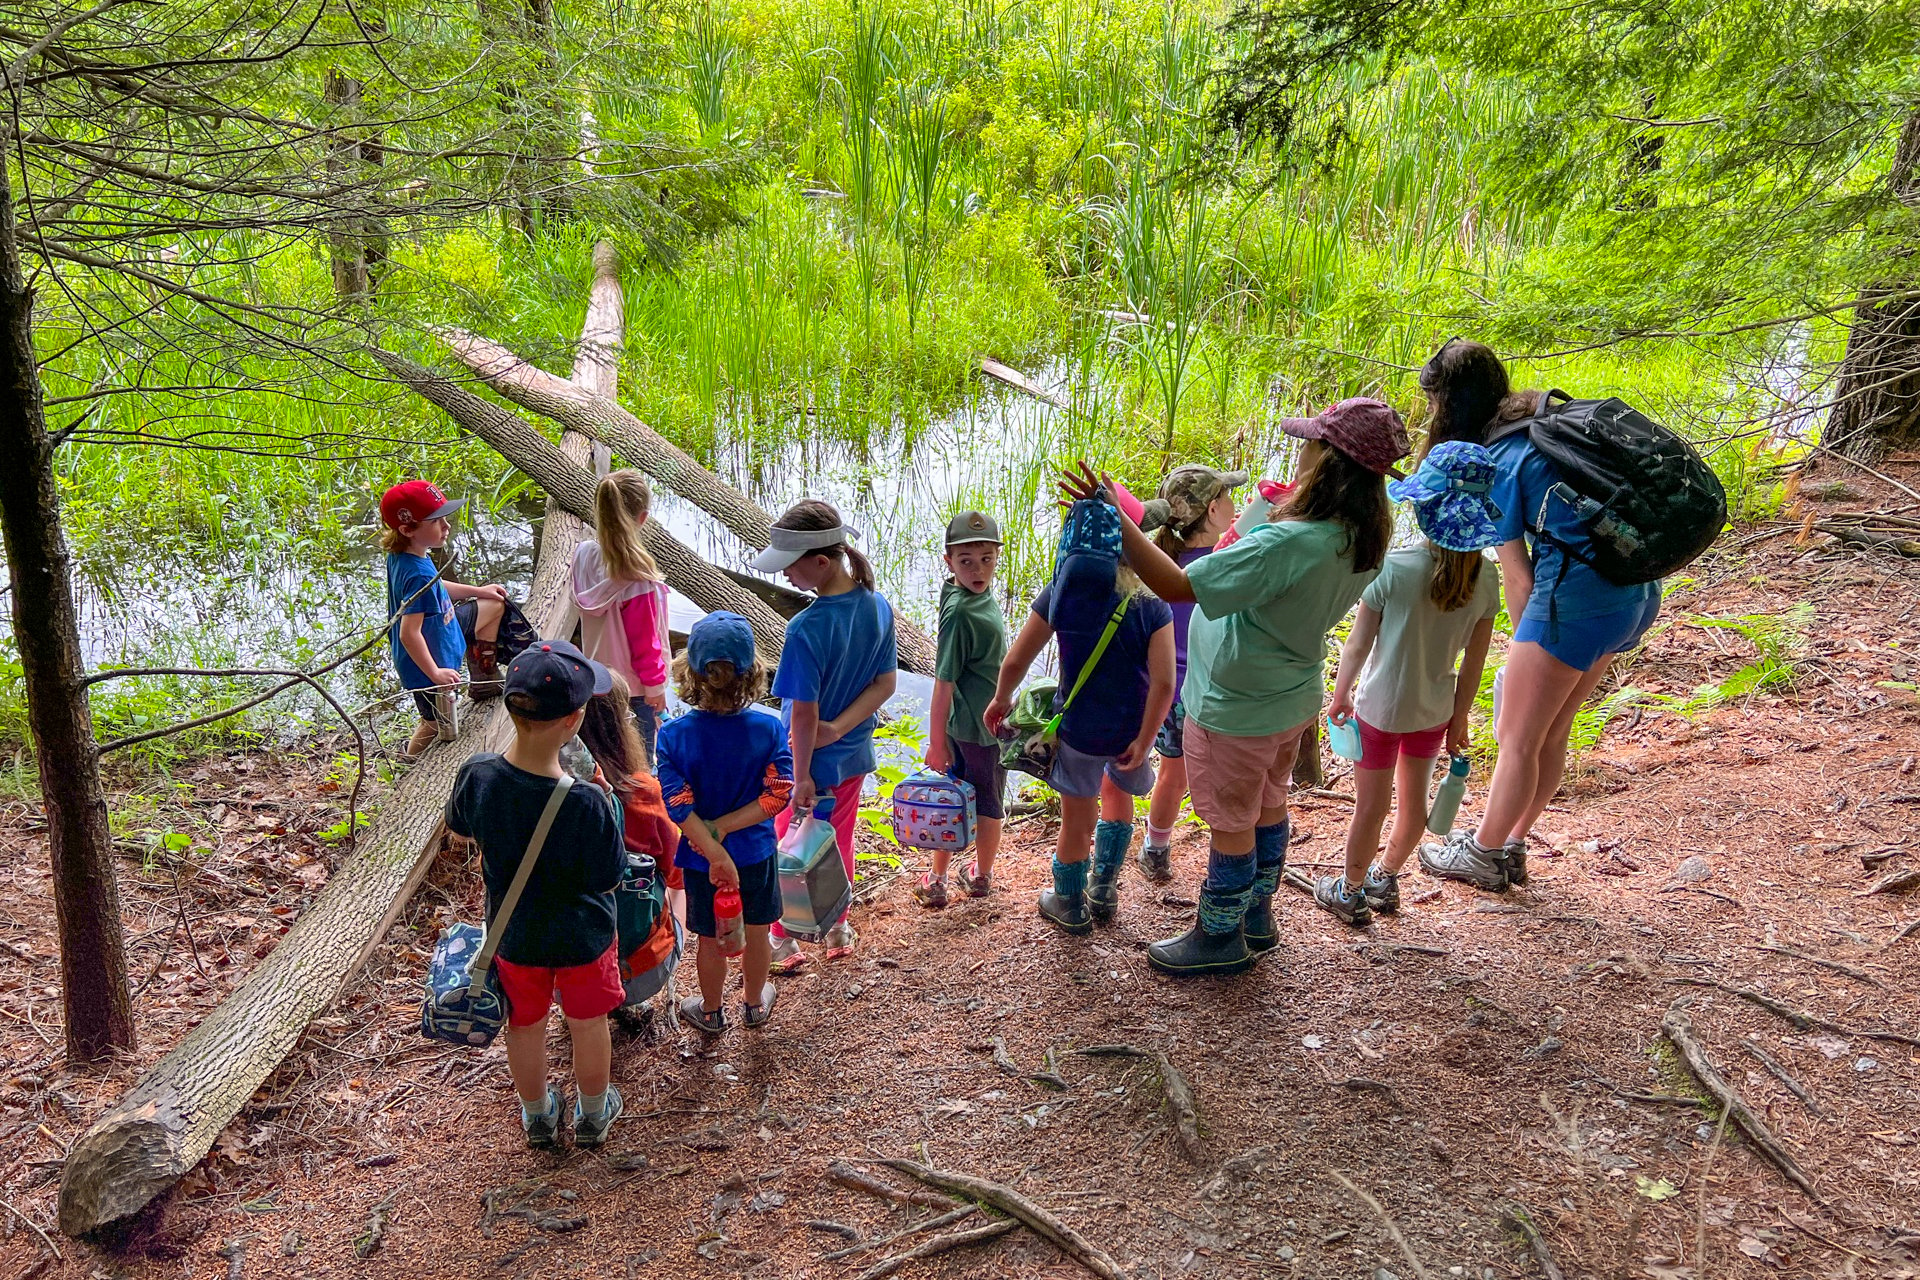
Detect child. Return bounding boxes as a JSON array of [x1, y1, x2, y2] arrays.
[[380, 479, 508, 758], [983, 530, 1176, 936], [752, 500, 898, 969], [1320, 442, 1502, 925], [573, 471, 672, 768], [915, 511, 1010, 907], [445, 641, 627, 1148], [1060, 397, 1408, 976], [1135, 465, 1246, 881], [656, 613, 793, 1034], [579, 671, 684, 920]]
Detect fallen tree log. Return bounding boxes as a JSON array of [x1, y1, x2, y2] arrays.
[[431, 326, 937, 673], [372, 347, 801, 667]]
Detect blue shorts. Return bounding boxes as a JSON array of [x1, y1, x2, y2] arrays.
[[1153, 700, 1187, 759], [1514, 594, 1661, 671], [1050, 740, 1155, 800], [684, 857, 781, 938]]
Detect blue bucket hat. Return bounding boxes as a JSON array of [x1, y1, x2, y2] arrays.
[[1386, 440, 1503, 552]]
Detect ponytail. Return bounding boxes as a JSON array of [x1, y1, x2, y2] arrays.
[[1427, 543, 1483, 612], [771, 498, 873, 591], [594, 470, 661, 584]]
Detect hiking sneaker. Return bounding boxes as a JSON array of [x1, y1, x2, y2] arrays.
[[1037, 889, 1092, 936], [953, 859, 992, 898], [1086, 864, 1123, 922], [467, 637, 503, 701], [522, 1087, 563, 1149], [1503, 839, 1529, 887], [768, 935, 808, 974], [1418, 830, 1509, 892], [912, 873, 949, 909], [1313, 874, 1374, 927], [1137, 842, 1172, 882], [677, 995, 725, 1036], [1146, 920, 1253, 977], [1362, 867, 1401, 914], [573, 1085, 624, 1147], [1243, 895, 1278, 953]]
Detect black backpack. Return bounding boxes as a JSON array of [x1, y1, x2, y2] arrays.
[[1485, 390, 1726, 586]]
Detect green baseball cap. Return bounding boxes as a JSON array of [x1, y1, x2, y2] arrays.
[[943, 510, 1002, 547]]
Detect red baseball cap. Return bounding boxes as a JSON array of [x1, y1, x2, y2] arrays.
[[1279, 398, 1411, 475], [379, 480, 463, 531]]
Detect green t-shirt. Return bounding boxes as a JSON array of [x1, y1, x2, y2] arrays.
[[1182, 520, 1379, 737], [935, 580, 1008, 745]]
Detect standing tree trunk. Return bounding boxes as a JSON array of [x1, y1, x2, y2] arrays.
[[0, 160, 134, 1061], [324, 68, 388, 303], [1828, 107, 1920, 458]]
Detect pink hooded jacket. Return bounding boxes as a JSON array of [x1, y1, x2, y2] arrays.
[[570, 540, 669, 697]]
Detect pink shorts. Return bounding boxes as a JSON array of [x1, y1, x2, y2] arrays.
[[1356, 717, 1447, 771], [1184, 719, 1309, 833], [495, 944, 624, 1027]]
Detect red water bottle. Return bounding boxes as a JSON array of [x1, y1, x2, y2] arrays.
[[712, 884, 746, 957]]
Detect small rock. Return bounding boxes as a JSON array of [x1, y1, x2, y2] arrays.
[[1377, 1269, 1402, 1280], [1483, 1270, 1497, 1280], [1301, 1035, 1327, 1050], [1669, 855, 1712, 884], [1856, 1057, 1879, 1072], [847, 984, 863, 1000], [1450, 1269, 1466, 1277], [1278, 1246, 1295, 1262]]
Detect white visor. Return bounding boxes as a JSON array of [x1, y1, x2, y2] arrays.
[[750, 522, 861, 573]]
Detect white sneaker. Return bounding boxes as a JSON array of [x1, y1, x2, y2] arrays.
[[822, 921, 858, 953], [768, 934, 807, 973]]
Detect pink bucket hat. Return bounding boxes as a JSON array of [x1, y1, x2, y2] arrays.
[[1278, 398, 1411, 475]]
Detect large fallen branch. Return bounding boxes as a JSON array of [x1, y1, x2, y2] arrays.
[[875, 1159, 1125, 1280], [1661, 998, 1816, 1198]]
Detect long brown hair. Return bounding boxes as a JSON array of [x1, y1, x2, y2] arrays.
[[1278, 443, 1391, 573], [580, 671, 646, 792], [773, 498, 874, 591], [1428, 544, 1484, 612], [1417, 339, 1510, 454], [594, 470, 661, 583]]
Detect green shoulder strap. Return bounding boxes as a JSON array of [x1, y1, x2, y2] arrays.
[[1047, 597, 1130, 731]]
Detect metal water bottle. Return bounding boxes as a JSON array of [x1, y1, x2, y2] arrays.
[[1426, 755, 1471, 836]]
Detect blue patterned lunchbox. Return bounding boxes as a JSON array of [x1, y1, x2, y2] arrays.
[[420, 922, 509, 1047], [890, 771, 977, 852]]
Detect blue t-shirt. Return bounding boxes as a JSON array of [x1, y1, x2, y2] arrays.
[[656, 706, 794, 873], [1488, 435, 1660, 623], [386, 552, 466, 690], [1030, 586, 1173, 757], [774, 588, 898, 789]]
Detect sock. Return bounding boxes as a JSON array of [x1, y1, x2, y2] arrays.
[[578, 1089, 608, 1121], [1198, 847, 1255, 933], [520, 1091, 556, 1126], [1470, 834, 1500, 856], [1251, 821, 1290, 896], [1051, 857, 1087, 899], [1365, 865, 1395, 887], [1145, 821, 1174, 850], [1093, 820, 1133, 877]]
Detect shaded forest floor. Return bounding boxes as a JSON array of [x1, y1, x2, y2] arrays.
[[5, 455, 1920, 1280]]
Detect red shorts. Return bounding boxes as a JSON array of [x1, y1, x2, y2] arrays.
[[1356, 717, 1447, 771], [494, 943, 623, 1027]]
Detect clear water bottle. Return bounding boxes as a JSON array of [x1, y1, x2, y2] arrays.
[[1216, 480, 1293, 550], [712, 884, 746, 957], [1427, 755, 1471, 836], [560, 736, 598, 784]]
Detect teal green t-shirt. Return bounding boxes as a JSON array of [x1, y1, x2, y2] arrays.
[[934, 580, 1008, 745], [1182, 520, 1379, 737]]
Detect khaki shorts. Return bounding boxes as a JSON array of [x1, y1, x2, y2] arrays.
[[1185, 719, 1310, 833]]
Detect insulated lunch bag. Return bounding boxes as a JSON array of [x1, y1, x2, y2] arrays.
[[891, 771, 977, 851], [777, 799, 852, 941], [1486, 390, 1726, 586]]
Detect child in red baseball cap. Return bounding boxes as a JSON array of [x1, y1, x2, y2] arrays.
[[379, 479, 509, 757]]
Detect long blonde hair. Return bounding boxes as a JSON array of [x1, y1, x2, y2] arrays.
[[594, 470, 661, 583]]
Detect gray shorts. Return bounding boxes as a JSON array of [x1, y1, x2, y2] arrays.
[[950, 738, 1007, 821], [1050, 740, 1155, 800]]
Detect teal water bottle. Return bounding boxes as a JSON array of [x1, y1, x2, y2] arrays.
[[1426, 755, 1470, 836]]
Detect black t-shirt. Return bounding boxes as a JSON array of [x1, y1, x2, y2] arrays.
[[1030, 586, 1173, 757], [445, 754, 623, 968]]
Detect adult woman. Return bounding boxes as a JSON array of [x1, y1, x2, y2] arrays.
[[1415, 340, 1663, 890], [1062, 398, 1409, 977]]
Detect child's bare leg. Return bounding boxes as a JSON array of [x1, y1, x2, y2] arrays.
[[505, 1017, 551, 1106], [567, 1015, 611, 1098], [743, 925, 771, 1007], [930, 846, 953, 880], [974, 816, 1002, 879], [1147, 754, 1187, 831], [473, 596, 504, 641], [1343, 767, 1394, 884], [694, 934, 726, 1013], [1382, 754, 1439, 874], [1056, 794, 1098, 865]]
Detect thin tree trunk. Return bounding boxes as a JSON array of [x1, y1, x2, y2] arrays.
[[0, 159, 134, 1061], [324, 70, 370, 302], [1828, 107, 1920, 458]]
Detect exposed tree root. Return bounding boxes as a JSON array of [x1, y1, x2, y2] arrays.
[[823, 1205, 976, 1261], [1671, 976, 1920, 1048], [853, 1218, 1018, 1280], [1743, 1039, 1826, 1115], [875, 1158, 1126, 1280], [1661, 998, 1817, 1198], [1073, 1044, 1201, 1161], [1327, 1170, 1431, 1280], [826, 1160, 959, 1212], [1499, 1202, 1567, 1280]]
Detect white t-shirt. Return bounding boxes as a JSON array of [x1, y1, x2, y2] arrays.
[[1354, 547, 1501, 734]]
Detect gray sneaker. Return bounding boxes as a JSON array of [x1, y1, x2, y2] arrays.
[[1361, 867, 1400, 914], [1418, 830, 1509, 892], [574, 1084, 624, 1147], [1313, 874, 1373, 927], [1503, 839, 1528, 887], [522, 1087, 563, 1149], [1137, 842, 1172, 882]]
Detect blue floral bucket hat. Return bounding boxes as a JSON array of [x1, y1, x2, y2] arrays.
[[1386, 440, 1503, 552]]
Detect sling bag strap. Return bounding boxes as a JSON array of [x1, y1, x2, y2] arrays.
[[469, 773, 574, 977], [1049, 597, 1130, 728]]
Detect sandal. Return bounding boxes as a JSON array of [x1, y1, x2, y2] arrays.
[[768, 935, 809, 974], [677, 995, 726, 1036], [743, 981, 777, 1028], [953, 860, 992, 898]]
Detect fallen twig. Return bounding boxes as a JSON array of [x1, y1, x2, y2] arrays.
[[1339, 1077, 1404, 1108], [1327, 1170, 1431, 1280], [1883, 917, 1920, 951], [826, 1160, 959, 1212], [1498, 1202, 1566, 1280], [805, 1219, 861, 1241], [1661, 998, 1815, 1198], [1746, 943, 1883, 986], [874, 1158, 1125, 1280], [992, 1036, 1018, 1076], [1743, 1040, 1825, 1116], [1859, 867, 1920, 896], [853, 1218, 1019, 1280], [824, 1205, 976, 1261], [1073, 1044, 1201, 1161], [1671, 976, 1920, 1048], [354, 1189, 400, 1259], [0, 1198, 61, 1260]]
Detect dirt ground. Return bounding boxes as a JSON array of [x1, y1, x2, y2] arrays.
[[4, 455, 1920, 1280]]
